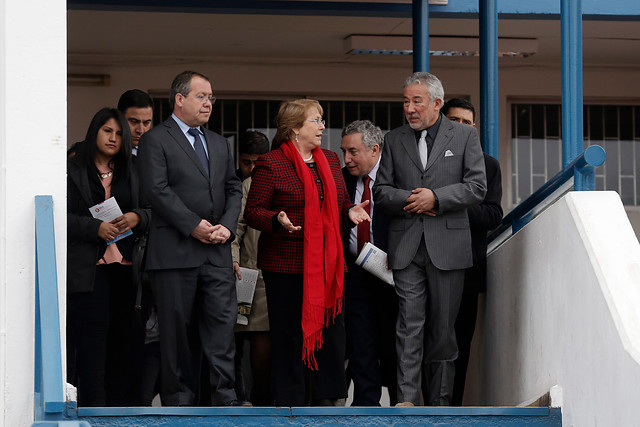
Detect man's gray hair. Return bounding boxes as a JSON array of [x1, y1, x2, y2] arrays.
[[404, 72, 444, 105], [341, 120, 384, 150]]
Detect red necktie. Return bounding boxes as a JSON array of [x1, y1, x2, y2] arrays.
[[357, 175, 371, 254]]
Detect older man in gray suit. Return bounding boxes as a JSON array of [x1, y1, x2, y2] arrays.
[[373, 72, 486, 406]]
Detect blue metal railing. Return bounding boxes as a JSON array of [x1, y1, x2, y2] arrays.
[[488, 145, 605, 249], [34, 196, 66, 421]]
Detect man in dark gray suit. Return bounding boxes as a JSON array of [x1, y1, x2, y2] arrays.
[[341, 120, 398, 406], [138, 70, 243, 406], [373, 72, 486, 406]]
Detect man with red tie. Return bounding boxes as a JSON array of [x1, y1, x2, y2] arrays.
[[341, 120, 398, 406]]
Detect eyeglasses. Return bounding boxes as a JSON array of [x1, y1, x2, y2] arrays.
[[306, 119, 326, 126], [184, 94, 217, 105]]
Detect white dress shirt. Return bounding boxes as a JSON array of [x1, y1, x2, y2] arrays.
[[171, 113, 209, 158]]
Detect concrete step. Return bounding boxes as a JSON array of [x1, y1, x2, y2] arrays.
[[66, 405, 562, 426]]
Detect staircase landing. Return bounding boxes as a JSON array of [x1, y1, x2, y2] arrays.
[[61, 405, 562, 426]]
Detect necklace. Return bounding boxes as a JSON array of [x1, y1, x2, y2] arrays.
[[98, 170, 113, 179], [303, 153, 314, 162]]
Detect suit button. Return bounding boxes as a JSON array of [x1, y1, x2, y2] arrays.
[[320, 196, 324, 200], [316, 179, 321, 183]]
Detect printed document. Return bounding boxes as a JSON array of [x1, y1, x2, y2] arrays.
[[236, 267, 259, 325], [355, 242, 394, 285], [89, 196, 132, 245]]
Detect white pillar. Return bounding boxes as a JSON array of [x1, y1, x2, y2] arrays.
[[0, 0, 67, 425]]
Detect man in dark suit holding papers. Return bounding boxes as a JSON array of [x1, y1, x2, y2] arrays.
[[341, 120, 398, 406]]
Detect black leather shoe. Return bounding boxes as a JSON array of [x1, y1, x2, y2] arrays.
[[223, 400, 253, 407]]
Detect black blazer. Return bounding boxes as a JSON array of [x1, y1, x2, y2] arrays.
[[67, 155, 150, 294], [342, 166, 390, 255], [137, 117, 242, 271], [466, 153, 503, 292]]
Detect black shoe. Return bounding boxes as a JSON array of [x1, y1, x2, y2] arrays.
[[222, 399, 252, 407]]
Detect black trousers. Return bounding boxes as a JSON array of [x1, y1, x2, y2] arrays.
[[67, 263, 136, 407], [151, 264, 237, 406], [451, 276, 480, 406], [263, 272, 347, 406], [344, 260, 398, 406]]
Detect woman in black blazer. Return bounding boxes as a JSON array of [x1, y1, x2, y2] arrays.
[[67, 108, 150, 406]]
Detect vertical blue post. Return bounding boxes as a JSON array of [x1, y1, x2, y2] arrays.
[[479, 0, 499, 159], [413, 0, 429, 72], [561, 0, 584, 167], [34, 195, 65, 420]]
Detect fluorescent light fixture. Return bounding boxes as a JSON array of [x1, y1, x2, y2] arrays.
[[344, 35, 537, 58]]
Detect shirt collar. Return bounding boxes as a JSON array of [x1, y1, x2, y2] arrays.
[[172, 113, 202, 136], [367, 156, 381, 182], [414, 113, 442, 141]]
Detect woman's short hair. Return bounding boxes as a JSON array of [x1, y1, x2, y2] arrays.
[[272, 99, 323, 149], [79, 107, 132, 182]]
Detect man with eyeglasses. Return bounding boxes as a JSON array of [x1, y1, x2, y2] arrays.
[[138, 70, 244, 407]]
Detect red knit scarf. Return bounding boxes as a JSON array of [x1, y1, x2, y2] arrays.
[[281, 141, 344, 370]]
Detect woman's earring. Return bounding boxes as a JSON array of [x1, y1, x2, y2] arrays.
[[295, 133, 299, 143]]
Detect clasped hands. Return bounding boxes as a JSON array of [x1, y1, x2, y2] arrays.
[[191, 219, 231, 244], [277, 200, 371, 233], [98, 212, 140, 242], [404, 187, 438, 216]]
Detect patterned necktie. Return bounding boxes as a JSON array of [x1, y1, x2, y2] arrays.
[[188, 127, 209, 175], [357, 175, 371, 254], [418, 129, 428, 169]]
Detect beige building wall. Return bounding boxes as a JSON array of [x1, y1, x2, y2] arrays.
[[67, 62, 640, 227]]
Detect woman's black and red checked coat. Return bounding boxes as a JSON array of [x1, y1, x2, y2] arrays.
[[244, 147, 352, 274]]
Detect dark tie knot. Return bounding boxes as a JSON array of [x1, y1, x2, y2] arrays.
[[188, 128, 200, 137]]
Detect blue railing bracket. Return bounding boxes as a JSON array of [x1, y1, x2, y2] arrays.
[[489, 145, 605, 251]]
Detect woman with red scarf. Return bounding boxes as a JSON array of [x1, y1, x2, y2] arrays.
[[244, 99, 370, 406]]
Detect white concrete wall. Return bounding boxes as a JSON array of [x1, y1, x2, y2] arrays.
[[466, 191, 640, 427], [0, 0, 67, 425]]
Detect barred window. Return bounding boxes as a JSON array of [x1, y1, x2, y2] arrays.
[[512, 103, 640, 206], [152, 97, 404, 159]]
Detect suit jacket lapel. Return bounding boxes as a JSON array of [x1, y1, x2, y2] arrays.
[[343, 171, 357, 202], [165, 118, 210, 180], [400, 125, 424, 171], [425, 118, 453, 171]]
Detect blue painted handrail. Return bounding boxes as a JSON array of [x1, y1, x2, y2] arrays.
[[489, 145, 605, 243], [34, 195, 66, 421]]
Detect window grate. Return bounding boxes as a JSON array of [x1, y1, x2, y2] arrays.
[[512, 103, 640, 206]]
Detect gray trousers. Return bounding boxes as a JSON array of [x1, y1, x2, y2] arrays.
[[393, 239, 464, 406]]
